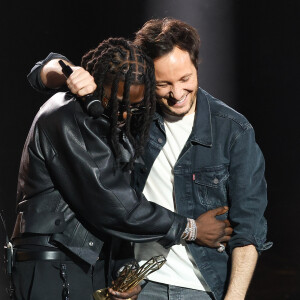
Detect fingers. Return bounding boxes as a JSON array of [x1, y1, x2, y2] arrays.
[[195, 207, 228, 221], [66, 68, 97, 96], [109, 285, 141, 300], [214, 206, 229, 216], [108, 289, 127, 300], [215, 222, 233, 244], [224, 219, 231, 228], [194, 206, 233, 248], [219, 235, 231, 243], [203, 206, 228, 217], [224, 226, 233, 236]]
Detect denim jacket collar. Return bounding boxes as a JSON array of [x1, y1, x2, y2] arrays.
[[153, 88, 213, 147]]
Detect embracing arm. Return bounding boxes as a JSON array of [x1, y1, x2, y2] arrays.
[[28, 52, 96, 95], [40, 58, 72, 89]]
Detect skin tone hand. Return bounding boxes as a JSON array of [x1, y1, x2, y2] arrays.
[[194, 206, 233, 248], [108, 285, 141, 300], [40, 59, 97, 96], [65, 67, 97, 96]]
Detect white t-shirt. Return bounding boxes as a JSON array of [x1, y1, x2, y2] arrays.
[[134, 112, 209, 291]]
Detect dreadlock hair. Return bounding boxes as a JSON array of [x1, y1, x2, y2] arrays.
[[81, 38, 156, 169]]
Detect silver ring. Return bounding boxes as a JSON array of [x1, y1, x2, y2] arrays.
[[217, 244, 225, 253]]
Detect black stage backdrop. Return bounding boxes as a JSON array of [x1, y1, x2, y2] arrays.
[[0, 1, 299, 299]]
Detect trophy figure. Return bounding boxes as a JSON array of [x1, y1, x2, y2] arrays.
[[93, 255, 166, 300]]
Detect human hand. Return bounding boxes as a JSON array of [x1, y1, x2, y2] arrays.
[[108, 285, 141, 300], [66, 67, 97, 97], [194, 206, 233, 248]]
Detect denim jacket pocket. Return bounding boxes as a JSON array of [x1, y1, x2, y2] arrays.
[[193, 164, 229, 209]]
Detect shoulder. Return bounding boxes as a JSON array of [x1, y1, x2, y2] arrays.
[[28, 92, 83, 151], [33, 92, 110, 142], [35, 92, 76, 125], [199, 88, 252, 131]]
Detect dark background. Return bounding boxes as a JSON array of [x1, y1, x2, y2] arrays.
[[0, 1, 299, 299]]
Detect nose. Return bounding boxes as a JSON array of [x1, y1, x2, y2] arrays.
[[169, 84, 183, 100]]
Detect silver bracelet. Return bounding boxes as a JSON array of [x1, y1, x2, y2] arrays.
[[181, 218, 197, 241], [187, 219, 197, 241]]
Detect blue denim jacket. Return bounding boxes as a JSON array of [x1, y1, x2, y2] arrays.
[[133, 88, 271, 300]]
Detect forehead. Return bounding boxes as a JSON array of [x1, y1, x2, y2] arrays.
[[153, 47, 195, 80], [116, 81, 145, 104]]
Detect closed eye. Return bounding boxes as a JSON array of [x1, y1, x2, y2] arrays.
[[181, 76, 191, 82], [156, 83, 168, 88]]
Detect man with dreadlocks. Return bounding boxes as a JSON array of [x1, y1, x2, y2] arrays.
[[11, 37, 231, 300]]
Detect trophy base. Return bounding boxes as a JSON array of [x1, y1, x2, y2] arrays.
[[93, 288, 110, 300]]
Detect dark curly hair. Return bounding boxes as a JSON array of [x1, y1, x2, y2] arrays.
[[81, 38, 156, 168], [134, 18, 201, 70]]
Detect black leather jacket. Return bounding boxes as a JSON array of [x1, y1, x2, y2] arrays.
[[12, 91, 186, 265]]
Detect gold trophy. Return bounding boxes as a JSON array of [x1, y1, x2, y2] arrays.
[[93, 255, 166, 300]]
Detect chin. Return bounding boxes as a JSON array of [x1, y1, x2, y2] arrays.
[[164, 101, 195, 117], [168, 109, 189, 117]]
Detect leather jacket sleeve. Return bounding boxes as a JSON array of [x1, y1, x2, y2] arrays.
[[19, 93, 187, 248]]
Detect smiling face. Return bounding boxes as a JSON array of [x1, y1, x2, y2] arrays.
[[154, 47, 198, 117]]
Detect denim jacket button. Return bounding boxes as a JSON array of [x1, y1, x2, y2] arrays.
[[157, 138, 163, 144], [213, 178, 219, 184], [89, 241, 94, 247]]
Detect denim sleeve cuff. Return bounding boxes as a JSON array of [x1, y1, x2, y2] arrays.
[[27, 52, 73, 93], [228, 234, 273, 254], [158, 214, 187, 248]]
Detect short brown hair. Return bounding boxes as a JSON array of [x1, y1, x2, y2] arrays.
[[134, 18, 201, 69]]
